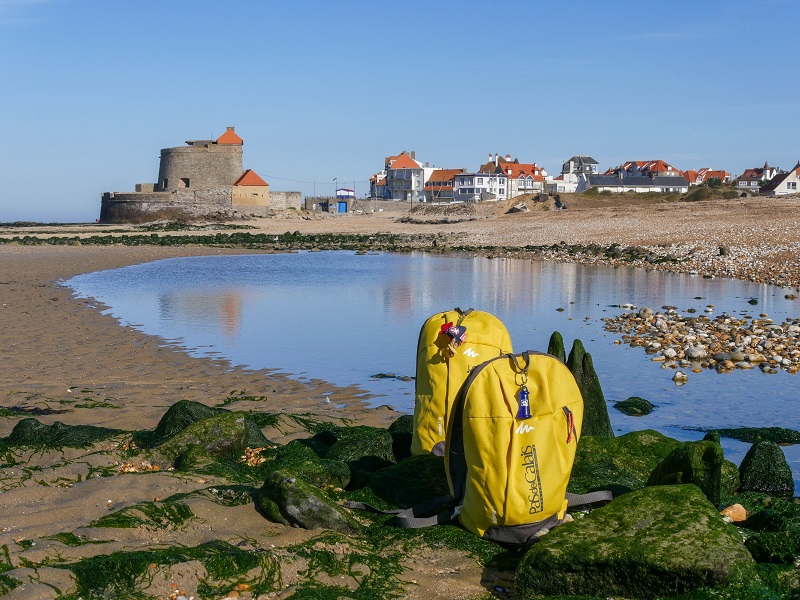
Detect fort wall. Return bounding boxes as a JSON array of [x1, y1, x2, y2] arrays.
[[157, 144, 242, 192]]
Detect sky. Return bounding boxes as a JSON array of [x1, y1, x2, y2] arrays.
[[1, 0, 799, 223]]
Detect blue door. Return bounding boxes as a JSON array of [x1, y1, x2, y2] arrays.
[[338, 201, 348, 213]]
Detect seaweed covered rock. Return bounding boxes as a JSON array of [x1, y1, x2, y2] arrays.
[[711, 427, 800, 444], [516, 485, 756, 598], [387, 415, 413, 462], [646, 440, 724, 505], [614, 396, 655, 416], [569, 429, 681, 496], [745, 531, 800, 564], [567, 339, 613, 438], [324, 426, 396, 465], [267, 440, 350, 489], [156, 412, 270, 462], [364, 454, 449, 508], [257, 471, 353, 531], [5, 418, 123, 448], [148, 399, 226, 446], [744, 499, 800, 563], [739, 441, 795, 497], [547, 331, 566, 363], [387, 415, 413, 433]]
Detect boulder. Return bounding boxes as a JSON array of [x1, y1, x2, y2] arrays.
[[155, 412, 270, 461], [267, 440, 350, 489], [570, 430, 680, 496], [567, 339, 613, 438], [148, 399, 226, 446], [739, 441, 795, 497], [745, 531, 800, 564], [516, 485, 756, 598], [613, 396, 655, 416], [257, 471, 353, 531], [507, 202, 529, 213], [364, 454, 449, 508], [646, 440, 724, 506], [5, 418, 123, 449], [387, 415, 413, 462]]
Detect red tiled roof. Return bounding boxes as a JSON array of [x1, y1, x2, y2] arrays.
[[233, 169, 268, 186], [217, 127, 243, 145], [503, 163, 544, 180], [427, 168, 465, 183], [390, 153, 422, 169]]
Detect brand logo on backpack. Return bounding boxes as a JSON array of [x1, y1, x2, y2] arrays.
[[515, 422, 534, 435], [462, 348, 479, 358], [521, 444, 544, 514]]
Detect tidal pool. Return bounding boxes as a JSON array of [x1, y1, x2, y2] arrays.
[[67, 251, 800, 485]]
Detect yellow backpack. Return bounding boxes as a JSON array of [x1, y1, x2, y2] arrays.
[[445, 351, 602, 542], [347, 350, 611, 544], [411, 308, 513, 456]]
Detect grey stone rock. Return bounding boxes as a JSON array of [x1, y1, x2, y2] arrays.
[[258, 470, 353, 531]]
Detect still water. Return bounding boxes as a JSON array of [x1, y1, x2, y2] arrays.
[[67, 251, 800, 485]]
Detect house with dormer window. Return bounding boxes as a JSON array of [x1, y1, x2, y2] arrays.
[[761, 163, 800, 196], [736, 162, 779, 190]]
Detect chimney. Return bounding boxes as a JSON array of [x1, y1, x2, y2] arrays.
[[226, 126, 235, 132], [488, 152, 493, 162], [425, 161, 429, 167], [494, 153, 498, 166], [506, 154, 511, 161], [411, 151, 416, 160]]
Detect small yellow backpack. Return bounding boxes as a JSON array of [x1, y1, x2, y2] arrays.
[[411, 308, 513, 456]]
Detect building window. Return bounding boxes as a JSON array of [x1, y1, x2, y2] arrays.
[[789, 182, 797, 190], [180, 178, 190, 188], [477, 177, 483, 184], [162, 179, 168, 188]]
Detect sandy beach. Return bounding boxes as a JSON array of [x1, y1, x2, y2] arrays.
[[2, 195, 800, 598]]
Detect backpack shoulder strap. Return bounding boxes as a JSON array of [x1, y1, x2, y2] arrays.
[[343, 495, 458, 529]]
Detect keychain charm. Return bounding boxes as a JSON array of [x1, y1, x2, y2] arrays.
[[440, 322, 467, 357], [517, 384, 532, 420]]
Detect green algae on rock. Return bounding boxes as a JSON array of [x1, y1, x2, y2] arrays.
[[614, 396, 655, 416], [4, 418, 124, 449], [155, 412, 271, 462], [364, 454, 449, 508], [547, 331, 566, 363], [646, 440, 724, 506], [567, 339, 614, 438], [516, 485, 756, 599], [258, 470, 354, 531], [738, 441, 795, 497], [144, 399, 227, 446], [570, 429, 681, 496]]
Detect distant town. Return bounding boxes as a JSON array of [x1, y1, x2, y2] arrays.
[[99, 127, 799, 223], [365, 152, 800, 204]]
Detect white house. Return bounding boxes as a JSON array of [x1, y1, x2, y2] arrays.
[[761, 164, 800, 196], [453, 172, 508, 203], [383, 151, 428, 203], [546, 155, 599, 193]]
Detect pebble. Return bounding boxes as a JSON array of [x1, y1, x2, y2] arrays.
[[720, 504, 747, 523], [604, 307, 800, 375]]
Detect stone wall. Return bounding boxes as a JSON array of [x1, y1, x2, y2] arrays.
[[269, 191, 302, 210], [100, 188, 302, 222]]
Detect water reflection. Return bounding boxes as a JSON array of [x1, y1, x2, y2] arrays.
[[67, 251, 800, 485]]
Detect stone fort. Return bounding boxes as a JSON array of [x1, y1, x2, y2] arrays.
[[100, 126, 301, 223]]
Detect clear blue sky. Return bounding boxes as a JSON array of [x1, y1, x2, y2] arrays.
[[2, 0, 798, 222]]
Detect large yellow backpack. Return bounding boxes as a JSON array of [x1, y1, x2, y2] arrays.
[[411, 308, 513, 456], [445, 351, 598, 542]]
